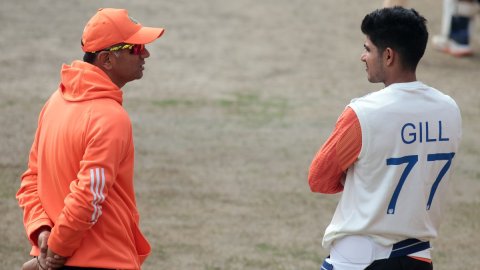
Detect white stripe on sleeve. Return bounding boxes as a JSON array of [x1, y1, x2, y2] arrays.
[[90, 168, 99, 223], [89, 167, 106, 223]]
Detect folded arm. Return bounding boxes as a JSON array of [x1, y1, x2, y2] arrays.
[[308, 107, 362, 194]]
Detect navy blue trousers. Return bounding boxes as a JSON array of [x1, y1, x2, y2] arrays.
[[366, 256, 433, 270]]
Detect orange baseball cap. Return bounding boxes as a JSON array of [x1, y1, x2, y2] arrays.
[[81, 8, 165, 52]]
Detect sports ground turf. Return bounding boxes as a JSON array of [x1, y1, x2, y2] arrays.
[[1, 0, 479, 269]]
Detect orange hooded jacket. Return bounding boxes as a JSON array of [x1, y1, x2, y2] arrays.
[[16, 60, 150, 269]]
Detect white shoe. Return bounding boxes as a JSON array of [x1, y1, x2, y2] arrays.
[[432, 35, 474, 57]]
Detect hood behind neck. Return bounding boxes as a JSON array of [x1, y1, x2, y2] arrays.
[[59, 60, 123, 104]]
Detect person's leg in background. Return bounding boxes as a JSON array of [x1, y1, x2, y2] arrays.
[[433, 0, 479, 56]]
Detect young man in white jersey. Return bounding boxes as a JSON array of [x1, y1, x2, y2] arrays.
[[308, 7, 462, 270]]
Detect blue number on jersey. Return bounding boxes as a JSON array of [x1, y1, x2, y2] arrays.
[[386, 152, 455, 214], [386, 155, 418, 214], [426, 152, 455, 210]]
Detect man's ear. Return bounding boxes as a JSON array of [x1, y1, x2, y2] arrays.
[[96, 51, 114, 70], [384, 47, 395, 66]]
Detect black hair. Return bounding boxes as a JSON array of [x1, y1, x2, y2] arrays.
[[83, 52, 97, 64], [361, 7, 428, 71], [81, 39, 98, 64]]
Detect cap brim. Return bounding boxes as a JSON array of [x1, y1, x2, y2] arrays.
[[125, 26, 165, 45]]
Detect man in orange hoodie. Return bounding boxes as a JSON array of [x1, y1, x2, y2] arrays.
[[17, 8, 164, 270]]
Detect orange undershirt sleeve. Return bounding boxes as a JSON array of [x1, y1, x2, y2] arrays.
[[308, 107, 362, 194]]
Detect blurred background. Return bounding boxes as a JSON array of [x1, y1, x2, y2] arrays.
[[1, 0, 479, 269]]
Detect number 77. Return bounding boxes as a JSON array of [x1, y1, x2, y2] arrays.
[[386, 152, 455, 214]]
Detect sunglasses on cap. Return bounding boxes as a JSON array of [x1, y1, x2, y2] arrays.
[[93, 43, 146, 55]]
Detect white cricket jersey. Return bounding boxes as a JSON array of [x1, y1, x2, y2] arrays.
[[323, 81, 462, 249]]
